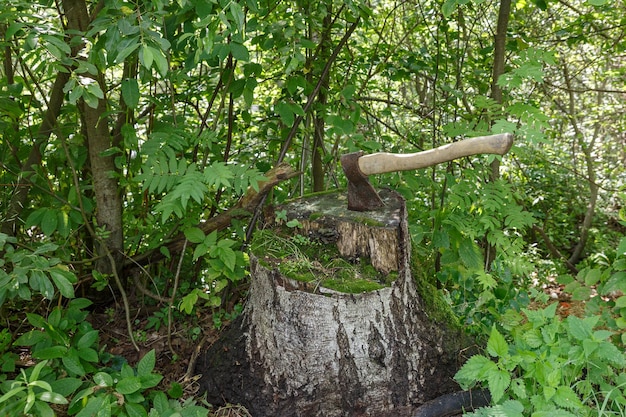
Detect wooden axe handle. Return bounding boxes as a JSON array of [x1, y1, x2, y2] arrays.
[[358, 133, 514, 175]]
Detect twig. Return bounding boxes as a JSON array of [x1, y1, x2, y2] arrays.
[[168, 239, 187, 357]]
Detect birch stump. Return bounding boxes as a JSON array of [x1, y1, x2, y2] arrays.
[[196, 189, 469, 417]]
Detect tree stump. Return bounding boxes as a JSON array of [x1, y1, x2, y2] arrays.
[[196, 190, 470, 417]]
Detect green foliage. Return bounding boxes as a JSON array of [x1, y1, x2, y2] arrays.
[[428, 176, 536, 333], [14, 299, 99, 377], [0, 359, 68, 417], [456, 303, 626, 416], [0, 301, 211, 417], [557, 236, 626, 345], [0, 234, 78, 305]]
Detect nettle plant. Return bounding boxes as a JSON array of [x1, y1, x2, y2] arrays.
[[455, 303, 626, 417]]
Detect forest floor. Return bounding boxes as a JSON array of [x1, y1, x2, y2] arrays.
[[88, 299, 253, 416]]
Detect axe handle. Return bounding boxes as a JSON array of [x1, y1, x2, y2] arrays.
[[358, 133, 514, 175]]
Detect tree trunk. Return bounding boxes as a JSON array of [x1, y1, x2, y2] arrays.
[[485, 0, 512, 269], [63, 0, 124, 276], [196, 190, 470, 417]]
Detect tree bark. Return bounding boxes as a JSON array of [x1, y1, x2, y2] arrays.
[[63, 0, 124, 275], [196, 190, 470, 417], [485, 0, 512, 269]]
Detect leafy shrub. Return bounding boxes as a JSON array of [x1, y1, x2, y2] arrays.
[[0, 300, 212, 417], [455, 303, 626, 416]]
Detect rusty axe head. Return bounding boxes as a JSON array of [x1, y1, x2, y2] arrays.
[[340, 151, 384, 212], [340, 133, 515, 211]]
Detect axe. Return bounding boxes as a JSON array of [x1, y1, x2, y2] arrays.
[[340, 133, 514, 211]]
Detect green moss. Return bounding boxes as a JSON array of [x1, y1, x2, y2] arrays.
[[250, 229, 395, 294], [410, 247, 462, 329], [308, 212, 324, 221], [321, 278, 385, 293]]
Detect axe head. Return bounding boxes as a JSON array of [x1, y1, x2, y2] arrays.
[[340, 151, 384, 211]]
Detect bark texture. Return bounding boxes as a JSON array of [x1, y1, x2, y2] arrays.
[[197, 190, 469, 417]]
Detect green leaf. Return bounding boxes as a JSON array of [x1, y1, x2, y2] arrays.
[[49, 378, 83, 396], [125, 402, 148, 417], [49, 268, 76, 298], [25, 208, 48, 230], [571, 286, 592, 301], [77, 347, 99, 363], [115, 42, 141, 64], [587, 0, 607, 4], [75, 396, 105, 417], [205, 162, 233, 188], [552, 386, 584, 410], [137, 349, 156, 376], [215, 245, 236, 272], [62, 354, 85, 377], [33, 346, 67, 359], [179, 291, 198, 314], [153, 391, 169, 412], [490, 400, 524, 417], [0, 386, 26, 403], [116, 376, 142, 394], [487, 326, 509, 358], [30, 359, 48, 381], [184, 227, 205, 244], [487, 368, 510, 403], [230, 42, 249, 61], [454, 355, 497, 388], [94, 372, 114, 387], [121, 78, 140, 108], [140, 44, 154, 69], [442, 0, 458, 18], [34, 401, 55, 417], [601, 271, 626, 294], [582, 268, 602, 286], [139, 373, 162, 389], [275, 101, 294, 125], [76, 330, 99, 350], [566, 315, 597, 341], [150, 46, 169, 76], [37, 391, 68, 405], [41, 210, 58, 236]]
